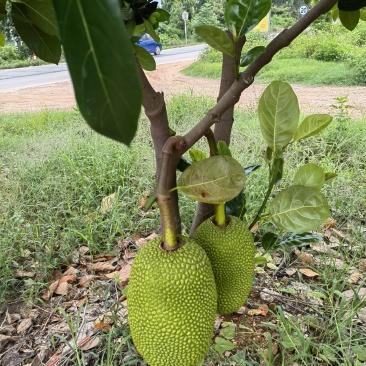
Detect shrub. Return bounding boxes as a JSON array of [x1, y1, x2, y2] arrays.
[[346, 48, 366, 85], [0, 45, 20, 61]]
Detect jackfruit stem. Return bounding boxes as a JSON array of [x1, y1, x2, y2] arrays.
[[158, 194, 178, 250], [204, 129, 219, 156], [214, 203, 226, 227]]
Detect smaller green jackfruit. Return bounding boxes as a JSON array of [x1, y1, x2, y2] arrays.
[[193, 215, 255, 314], [127, 236, 217, 366]]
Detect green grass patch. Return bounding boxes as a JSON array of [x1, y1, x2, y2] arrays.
[[182, 58, 359, 86], [1, 93, 365, 365]]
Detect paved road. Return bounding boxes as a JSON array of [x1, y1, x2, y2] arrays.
[[0, 44, 206, 92]]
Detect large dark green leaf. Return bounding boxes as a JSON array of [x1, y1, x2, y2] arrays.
[[339, 9, 360, 30], [293, 114, 333, 142], [269, 185, 330, 233], [0, 0, 6, 21], [225, 190, 246, 219], [133, 43, 156, 71], [195, 25, 234, 57], [175, 155, 245, 204], [293, 163, 325, 190], [54, 0, 142, 146], [258, 81, 299, 151], [18, 0, 59, 37], [155, 8, 170, 22], [338, 0, 366, 11], [279, 232, 322, 247], [12, 3, 61, 63], [240, 45, 265, 67], [224, 0, 271, 37]]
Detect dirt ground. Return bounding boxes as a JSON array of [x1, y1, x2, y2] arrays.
[[1, 60, 366, 118]]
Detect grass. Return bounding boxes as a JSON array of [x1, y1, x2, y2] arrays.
[[1, 93, 366, 365], [182, 57, 359, 86]]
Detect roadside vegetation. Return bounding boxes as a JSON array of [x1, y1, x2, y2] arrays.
[[183, 22, 366, 86], [1, 94, 365, 364]]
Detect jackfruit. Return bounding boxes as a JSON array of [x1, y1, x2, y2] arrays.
[[127, 236, 217, 366], [193, 215, 255, 314]]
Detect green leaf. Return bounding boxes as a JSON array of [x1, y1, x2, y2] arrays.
[[360, 8, 366, 21], [269, 185, 330, 233], [220, 322, 236, 340], [213, 337, 236, 354], [195, 25, 234, 57], [225, 189, 246, 219], [293, 163, 325, 190], [325, 172, 337, 181], [258, 81, 300, 151], [143, 18, 160, 42], [339, 10, 360, 30], [224, 0, 271, 37], [261, 232, 279, 251], [155, 8, 170, 22], [0, 0, 6, 21], [133, 43, 156, 71], [353, 346, 366, 361], [0, 32, 5, 47], [332, 8, 339, 21], [273, 157, 284, 185], [281, 335, 301, 349], [19, 0, 59, 37], [338, 0, 366, 11], [54, 0, 142, 146], [240, 45, 265, 67], [12, 3, 61, 64], [293, 114, 333, 142], [254, 255, 268, 265], [279, 232, 322, 247], [217, 140, 232, 156], [175, 155, 245, 204], [189, 149, 207, 162]]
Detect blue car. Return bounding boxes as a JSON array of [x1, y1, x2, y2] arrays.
[[136, 34, 162, 55]]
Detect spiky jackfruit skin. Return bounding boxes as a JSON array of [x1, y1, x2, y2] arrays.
[[127, 236, 217, 366], [193, 215, 255, 315]]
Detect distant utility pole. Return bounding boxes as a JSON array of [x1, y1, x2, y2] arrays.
[[182, 11, 189, 45]]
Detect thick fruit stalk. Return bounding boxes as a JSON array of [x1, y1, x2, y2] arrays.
[[193, 215, 256, 314], [127, 236, 217, 366]]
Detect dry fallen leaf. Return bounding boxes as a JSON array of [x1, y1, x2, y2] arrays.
[[348, 271, 362, 284], [118, 264, 132, 287], [13, 270, 35, 278], [342, 288, 366, 299], [123, 249, 136, 263], [54, 282, 71, 296], [16, 318, 32, 335], [297, 252, 314, 265], [299, 268, 320, 277], [80, 336, 100, 351], [322, 217, 336, 230], [100, 193, 116, 214], [62, 267, 79, 276], [247, 305, 268, 316], [59, 274, 77, 284], [285, 268, 297, 276], [0, 334, 20, 347], [86, 262, 116, 272], [78, 275, 100, 287], [79, 246, 90, 255]]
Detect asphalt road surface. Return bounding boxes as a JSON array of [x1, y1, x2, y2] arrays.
[[0, 44, 206, 92]]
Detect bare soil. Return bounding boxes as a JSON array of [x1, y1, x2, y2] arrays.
[[1, 60, 366, 118]]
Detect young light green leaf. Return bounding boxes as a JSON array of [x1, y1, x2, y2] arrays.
[[217, 140, 232, 156], [155, 8, 170, 22], [361, 8, 366, 21], [220, 322, 236, 340], [175, 155, 245, 204], [258, 81, 300, 151], [213, 337, 236, 354], [269, 185, 330, 233], [293, 114, 333, 142], [54, 0, 142, 146], [20, 0, 60, 37], [143, 18, 160, 42], [240, 45, 265, 67], [339, 9, 360, 30], [293, 163, 325, 190], [325, 172, 337, 181], [189, 149, 207, 163], [195, 25, 234, 57], [12, 3, 61, 64], [224, 0, 271, 37], [332, 8, 339, 21], [0, 32, 4, 47], [133, 44, 156, 71]]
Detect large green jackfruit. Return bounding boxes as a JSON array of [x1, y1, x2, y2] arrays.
[[193, 215, 256, 314], [127, 236, 217, 366]]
